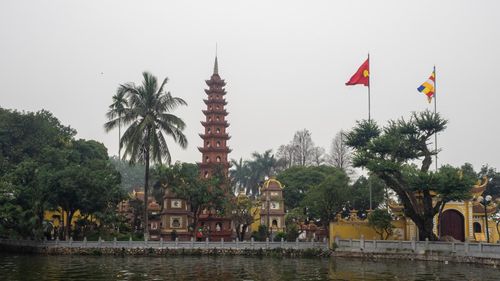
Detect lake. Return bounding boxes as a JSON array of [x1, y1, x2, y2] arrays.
[[0, 254, 498, 280]]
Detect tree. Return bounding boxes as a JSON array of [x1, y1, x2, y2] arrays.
[[0, 108, 75, 239], [44, 140, 124, 240], [229, 158, 250, 194], [292, 129, 314, 166], [276, 129, 325, 168], [106, 90, 128, 159], [276, 144, 296, 169], [154, 162, 229, 236], [245, 150, 278, 197], [104, 72, 188, 238], [327, 130, 352, 172], [461, 162, 500, 199], [230, 193, 259, 241], [284, 207, 307, 241], [350, 175, 386, 214], [310, 146, 326, 166], [368, 209, 393, 240], [277, 165, 337, 211], [0, 108, 125, 239], [345, 111, 475, 241], [302, 168, 350, 227], [478, 165, 500, 199]]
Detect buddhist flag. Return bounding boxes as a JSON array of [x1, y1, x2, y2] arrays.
[[346, 58, 370, 87], [417, 70, 435, 103]]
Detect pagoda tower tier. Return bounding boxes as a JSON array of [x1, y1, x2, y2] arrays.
[[203, 99, 227, 106], [202, 109, 229, 116], [198, 56, 231, 179], [198, 133, 231, 140], [200, 120, 229, 127]]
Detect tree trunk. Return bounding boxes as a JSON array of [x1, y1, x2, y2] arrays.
[[192, 207, 202, 239], [65, 210, 74, 241], [144, 132, 150, 240], [118, 117, 121, 159], [239, 224, 248, 241], [60, 208, 65, 240], [418, 216, 437, 241]]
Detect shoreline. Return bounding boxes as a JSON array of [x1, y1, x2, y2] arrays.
[[0, 243, 331, 258], [332, 249, 500, 267], [2, 240, 500, 266]]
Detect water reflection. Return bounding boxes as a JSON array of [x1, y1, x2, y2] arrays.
[[0, 254, 497, 280]]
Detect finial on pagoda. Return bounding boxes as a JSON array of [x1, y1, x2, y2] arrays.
[[213, 56, 219, 75]]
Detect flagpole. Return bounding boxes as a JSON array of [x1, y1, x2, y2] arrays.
[[368, 53, 372, 210], [368, 53, 371, 122], [434, 65, 438, 171]]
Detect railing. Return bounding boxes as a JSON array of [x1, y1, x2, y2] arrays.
[[335, 237, 500, 258], [0, 238, 329, 250]]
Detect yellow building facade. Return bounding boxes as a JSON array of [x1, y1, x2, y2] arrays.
[[250, 178, 286, 234], [330, 178, 499, 242]]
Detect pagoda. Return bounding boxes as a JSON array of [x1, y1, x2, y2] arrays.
[[198, 56, 231, 178], [197, 56, 233, 241]]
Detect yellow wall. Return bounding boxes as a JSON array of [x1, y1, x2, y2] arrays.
[[329, 203, 499, 242], [44, 209, 83, 227], [250, 207, 261, 232], [330, 220, 408, 241]]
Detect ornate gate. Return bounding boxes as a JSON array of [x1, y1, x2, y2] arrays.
[[439, 209, 465, 241]]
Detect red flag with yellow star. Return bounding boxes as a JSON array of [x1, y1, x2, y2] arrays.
[[346, 58, 369, 86]]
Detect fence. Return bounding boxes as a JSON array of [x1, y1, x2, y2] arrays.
[[0, 237, 329, 251], [335, 237, 500, 259]]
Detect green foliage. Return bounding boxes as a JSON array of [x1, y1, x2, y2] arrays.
[[104, 72, 188, 237], [229, 193, 259, 241], [0, 108, 125, 239], [104, 72, 188, 165], [345, 110, 475, 241], [152, 162, 230, 235], [302, 168, 350, 227], [285, 223, 299, 241], [368, 209, 393, 240], [350, 175, 386, 213], [0, 108, 74, 238], [230, 150, 278, 197], [462, 163, 500, 199], [254, 224, 269, 241], [273, 231, 286, 242], [43, 140, 125, 239], [230, 158, 250, 193], [285, 207, 307, 226], [277, 165, 338, 210]]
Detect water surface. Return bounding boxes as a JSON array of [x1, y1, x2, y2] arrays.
[[0, 254, 498, 280]]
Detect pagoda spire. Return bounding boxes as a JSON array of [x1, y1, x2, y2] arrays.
[[213, 56, 219, 75]]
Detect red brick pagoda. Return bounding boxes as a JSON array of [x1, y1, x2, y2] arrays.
[[197, 56, 233, 241], [198, 56, 231, 177]]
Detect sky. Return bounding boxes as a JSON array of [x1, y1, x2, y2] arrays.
[[1, 0, 499, 171]]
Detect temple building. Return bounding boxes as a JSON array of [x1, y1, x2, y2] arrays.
[[160, 187, 192, 240], [329, 177, 499, 243], [252, 178, 285, 236]]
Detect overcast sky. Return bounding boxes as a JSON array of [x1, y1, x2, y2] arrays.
[[1, 0, 499, 171]]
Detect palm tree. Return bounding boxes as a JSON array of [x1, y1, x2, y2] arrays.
[[104, 72, 188, 238], [230, 158, 250, 194], [106, 90, 128, 159], [246, 150, 278, 196]]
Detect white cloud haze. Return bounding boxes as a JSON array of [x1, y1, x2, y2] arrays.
[[1, 0, 499, 170]]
